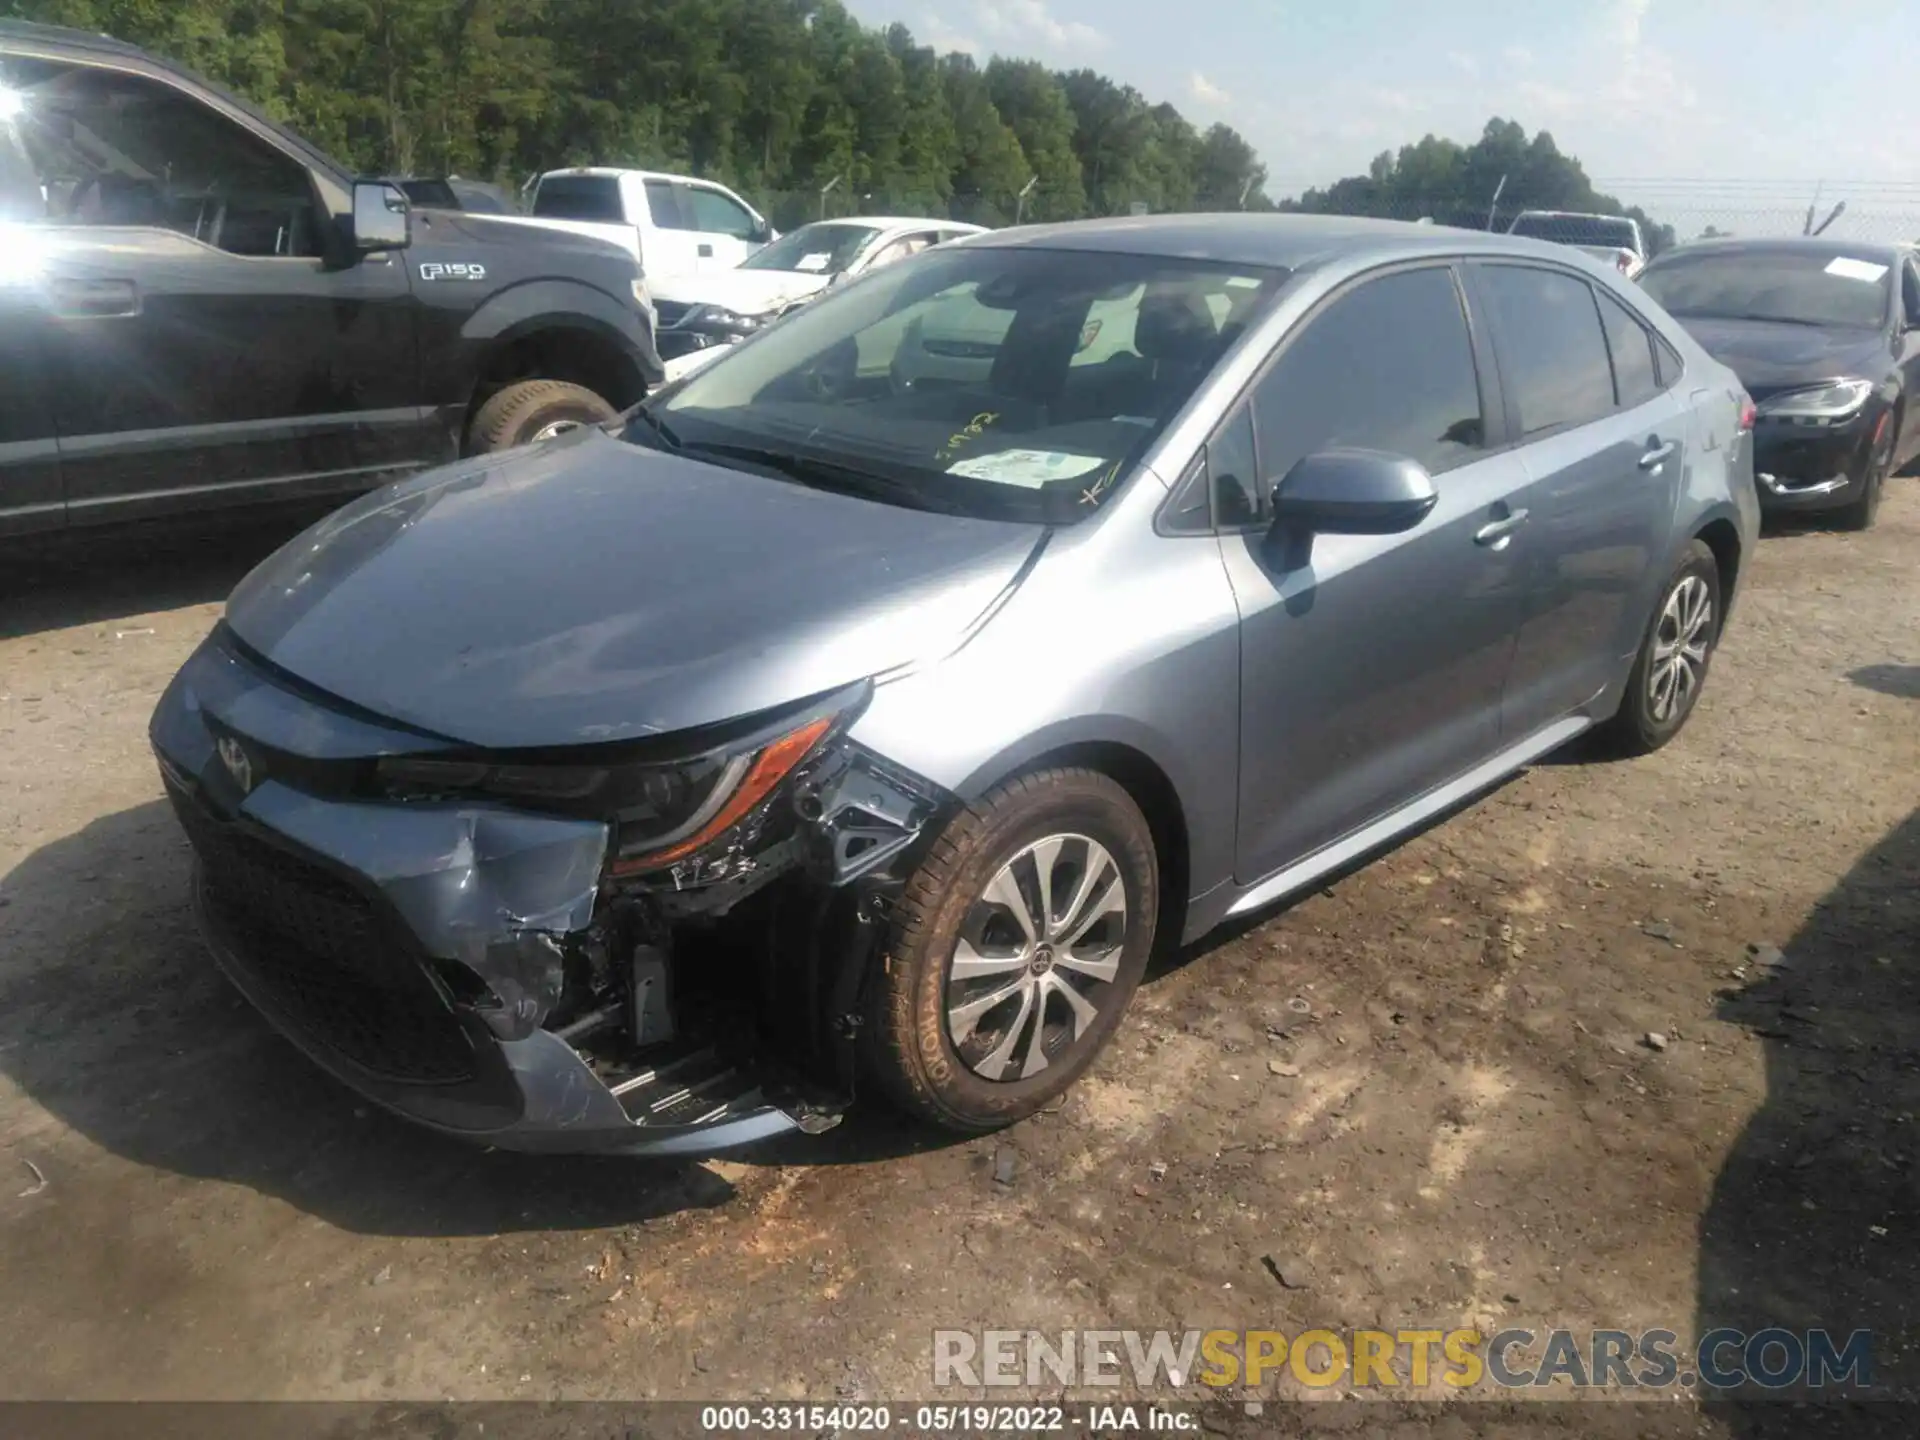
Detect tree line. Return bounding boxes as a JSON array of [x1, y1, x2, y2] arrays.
[[2, 0, 1670, 242]]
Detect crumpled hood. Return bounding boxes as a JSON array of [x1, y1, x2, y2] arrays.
[[1676, 315, 1892, 397], [224, 430, 1042, 748], [651, 267, 831, 318]]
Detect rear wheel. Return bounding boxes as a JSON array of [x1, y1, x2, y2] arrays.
[[1600, 539, 1722, 756], [1834, 408, 1897, 532], [863, 768, 1158, 1133], [468, 379, 617, 454]]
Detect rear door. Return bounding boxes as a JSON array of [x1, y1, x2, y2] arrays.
[[1222, 262, 1533, 880], [638, 178, 703, 279], [0, 111, 62, 537], [10, 55, 426, 525], [1468, 262, 1685, 737]]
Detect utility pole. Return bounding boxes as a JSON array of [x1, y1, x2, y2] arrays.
[[1238, 176, 1255, 210], [1485, 173, 1507, 233], [818, 174, 842, 222], [1811, 200, 1846, 237], [1803, 180, 1822, 236], [1015, 175, 1038, 225]]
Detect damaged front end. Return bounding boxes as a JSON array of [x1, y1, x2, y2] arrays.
[[150, 628, 946, 1154]]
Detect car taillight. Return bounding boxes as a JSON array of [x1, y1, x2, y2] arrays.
[[1737, 394, 1756, 431], [1616, 252, 1633, 273]]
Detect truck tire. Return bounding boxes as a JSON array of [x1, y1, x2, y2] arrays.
[[862, 767, 1158, 1134], [468, 380, 617, 454]]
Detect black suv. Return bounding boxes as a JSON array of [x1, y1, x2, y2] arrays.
[[0, 22, 663, 540]]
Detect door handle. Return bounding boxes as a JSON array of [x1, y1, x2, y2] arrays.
[[697, 243, 714, 258], [1639, 440, 1678, 470], [49, 277, 140, 318], [1474, 508, 1530, 547]]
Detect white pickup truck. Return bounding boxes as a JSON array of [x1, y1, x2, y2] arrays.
[[484, 168, 775, 281], [1506, 210, 1648, 278]]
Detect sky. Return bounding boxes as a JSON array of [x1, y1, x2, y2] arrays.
[[842, 0, 1920, 239]]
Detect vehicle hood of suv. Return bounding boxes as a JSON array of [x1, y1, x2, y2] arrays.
[[223, 431, 1043, 749], [651, 268, 833, 318], [1674, 314, 1891, 397]]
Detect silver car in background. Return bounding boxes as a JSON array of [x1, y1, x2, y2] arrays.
[[151, 215, 1758, 1156]]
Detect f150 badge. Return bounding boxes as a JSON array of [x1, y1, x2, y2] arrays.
[[420, 261, 487, 281]]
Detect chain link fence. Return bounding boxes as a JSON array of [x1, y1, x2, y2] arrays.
[[738, 186, 1920, 251]]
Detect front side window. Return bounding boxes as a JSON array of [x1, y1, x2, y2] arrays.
[[1639, 248, 1893, 330], [642, 246, 1286, 525], [863, 233, 936, 272], [1249, 265, 1485, 513], [1, 57, 319, 257], [1597, 289, 1661, 408], [1478, 264, 1615, 436], [683, 185, 759, 240]]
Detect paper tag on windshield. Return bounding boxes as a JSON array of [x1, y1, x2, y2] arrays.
[[794, 252, 832, 272], [947, 449, 1107, 488], [1825, 256, 1888, 283]]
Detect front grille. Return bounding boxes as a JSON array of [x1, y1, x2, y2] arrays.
[[172, 793, 477, 1085], [655, 300, 693, 328]]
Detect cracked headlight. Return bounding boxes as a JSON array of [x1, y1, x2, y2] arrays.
[[378, 697, 858, 875], [685, 303, 768, 336], [1756, 378, 1873, 420]]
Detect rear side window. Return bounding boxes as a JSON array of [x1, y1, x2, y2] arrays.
[[643, 179, 692, 230], [1249, 265, 1485, 506], [533, 174, 623, 222], [1597, 290, 1661, 408], [1478, 265, 1615, 436]]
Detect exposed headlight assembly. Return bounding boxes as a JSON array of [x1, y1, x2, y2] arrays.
[[686, 304, 767, 335], [1756, 378, 1874, 420], [378, 689, 863, 876]]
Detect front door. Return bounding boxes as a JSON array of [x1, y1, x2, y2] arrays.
[[1468, 263, 1682, 735], [8, 55, 426, 525], [1222, 263, 1531, 882]]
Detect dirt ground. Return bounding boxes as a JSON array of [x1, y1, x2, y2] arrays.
[[1, 484, 1916, 1432]]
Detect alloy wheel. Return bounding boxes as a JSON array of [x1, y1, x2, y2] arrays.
[[530, 418, 585, 442], [1648, 574, 1713, 724], [944, 834, 1129, 1082]]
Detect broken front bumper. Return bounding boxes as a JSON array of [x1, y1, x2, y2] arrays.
[[149, 632, 834, 1156]]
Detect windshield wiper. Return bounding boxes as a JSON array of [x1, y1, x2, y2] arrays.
[[673, 440, 973, 517], [623, 402, 683, 451]]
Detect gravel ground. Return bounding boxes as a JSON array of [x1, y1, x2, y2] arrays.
[[0, 485, 1915, 1434]]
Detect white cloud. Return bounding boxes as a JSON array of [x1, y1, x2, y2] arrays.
[[1611, 0, 1652, 47], [1502, 43, 1534, 68], [919, 10, 982, 55], [974, 0, 1107, 52], [1189, 71, 1231, 107], [1447, 51, 1480, 77]]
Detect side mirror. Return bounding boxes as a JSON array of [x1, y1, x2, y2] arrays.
[[1270, 448, 1439, 536], [349, 180, 410, 254], [749, 218, 773, 245]]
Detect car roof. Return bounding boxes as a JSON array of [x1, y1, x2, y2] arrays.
[[972, 212, 1589, 271], [795, 217, 988, 233], [0, 19, 146, 57], [1648, 235, 1908, 267]]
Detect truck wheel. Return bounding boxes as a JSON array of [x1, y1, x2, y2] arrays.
[[862, 768, 1158, 1134], [469, 380, 617, 453]]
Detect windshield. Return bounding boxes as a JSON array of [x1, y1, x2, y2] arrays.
[[743, 223, 882, 274], [638, 246, 1286, 525], [1510, 213, 1639, 250], [1640, 250, 1892, 329], [532, 174, 623, 222]]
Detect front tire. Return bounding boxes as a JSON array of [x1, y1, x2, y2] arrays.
[[863, 768, 1158, 1133], [1600, 539, 1722, 756], [1834, 408, 1897, 532], [468, 379, 617, 454]]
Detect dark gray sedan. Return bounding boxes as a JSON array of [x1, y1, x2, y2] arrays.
[[151, 215, 1760, 1155]]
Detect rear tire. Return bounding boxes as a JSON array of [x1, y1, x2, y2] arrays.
[[468, 380, 617, 454], [1600, 539, 1722, 757], [862, 768, 1158, 1134]]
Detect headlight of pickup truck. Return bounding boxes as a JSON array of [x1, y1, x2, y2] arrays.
[[378, 700, 857, 875], [1756, 378, 1873, 421]]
